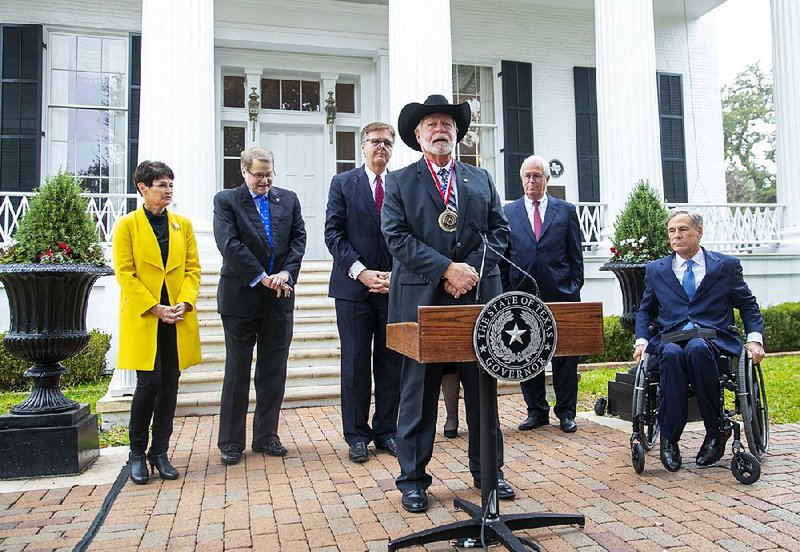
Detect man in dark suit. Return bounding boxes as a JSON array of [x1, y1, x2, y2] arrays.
[[213, 146, 307, 465], [500, 155, 584, 434], [325, 121, 402, 464], [635, 210, 764, 472], [381, 95, 512, 514]]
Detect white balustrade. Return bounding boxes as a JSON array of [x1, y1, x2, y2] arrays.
[[667, 203, 784, 251]]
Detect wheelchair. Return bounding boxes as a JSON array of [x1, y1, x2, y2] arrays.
[[630, 326, 769, 484]]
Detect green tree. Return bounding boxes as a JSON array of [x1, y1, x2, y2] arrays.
[[722, 63, 776, 203]]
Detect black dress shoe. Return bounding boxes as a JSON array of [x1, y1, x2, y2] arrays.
[[220, 446, 242, 466], [559, 418, 578, 433], [129, 452, 149, 484], [473, 477, 516, 500], [375, 438, 398, 457], [348, 442, 368, 463], [259, 439, 288, 457], [660, 438, 682, 472], [146, 451, 179, 480], [696, 430, 730, 467], [518, 415, 549, 431], [401, 489, 428, 513]]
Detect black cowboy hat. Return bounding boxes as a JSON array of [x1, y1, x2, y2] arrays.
[[397, 94, 471, 151]]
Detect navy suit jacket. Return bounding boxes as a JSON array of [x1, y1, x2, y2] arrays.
[[500, 194, 584, 301], [213, 183, 306, 317], [635, 248, 763, 356], [324, 165, 392, 301], [381, 158, 509, 324]]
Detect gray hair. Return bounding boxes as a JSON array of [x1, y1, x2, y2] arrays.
[[240, 146, 275, 172], [519, 155, 550, 179], [666, 209, 703, 229]]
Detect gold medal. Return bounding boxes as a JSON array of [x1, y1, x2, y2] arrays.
[[438, 205, 458, 232]]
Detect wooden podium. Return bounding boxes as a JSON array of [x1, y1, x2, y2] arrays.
[[386, 301, 604, 552]]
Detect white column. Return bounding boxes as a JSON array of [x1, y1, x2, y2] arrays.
[[771, 0, 800, 247], [388, 0, 453, 168], [595, 0, 663, 239], [374, 50, 391, 125], [138, 0, 216, 244]]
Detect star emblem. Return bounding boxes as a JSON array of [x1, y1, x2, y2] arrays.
[[505, 323, 527, 345]]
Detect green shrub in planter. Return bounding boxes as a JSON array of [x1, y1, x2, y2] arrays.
[[609, 180, 671, 263], [0, 330, 111, 391]]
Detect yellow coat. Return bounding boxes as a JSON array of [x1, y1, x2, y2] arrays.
[[112, 207, 202, 371]]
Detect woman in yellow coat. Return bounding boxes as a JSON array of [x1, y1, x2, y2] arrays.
[[113, 160, 201, 484]]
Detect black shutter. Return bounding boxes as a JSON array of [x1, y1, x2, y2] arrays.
[[573, 67, 600, 202], [0, 25, 42, 194], [127, 33, 140, 211], [658, 73, 687, 203], [501, 60, 533, 200]]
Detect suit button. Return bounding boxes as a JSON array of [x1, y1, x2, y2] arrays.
[[456, 242, 462, 248]]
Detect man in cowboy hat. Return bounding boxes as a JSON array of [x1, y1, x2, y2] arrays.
[[381, 94, 513, 513]]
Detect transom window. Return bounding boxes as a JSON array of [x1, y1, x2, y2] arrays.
[[452, 64, 496, 177], [47, 33, 128, 194], [261, 78, 320, 112]]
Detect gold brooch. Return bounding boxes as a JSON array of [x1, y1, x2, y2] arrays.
[[171, 222, 181, 231]]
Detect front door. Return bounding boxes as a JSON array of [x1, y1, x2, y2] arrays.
[[264, 124, 326, 259]]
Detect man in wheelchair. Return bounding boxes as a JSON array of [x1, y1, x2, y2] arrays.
[[633, 210, 764, 473]]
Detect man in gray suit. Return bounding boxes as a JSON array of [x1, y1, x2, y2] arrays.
[[381, 95, 512, 513]]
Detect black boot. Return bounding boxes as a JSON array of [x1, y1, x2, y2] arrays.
[[147, 451, 179, 480], [129, 452, 149, 485]]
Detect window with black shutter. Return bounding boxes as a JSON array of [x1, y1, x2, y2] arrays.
[[573, 67, 600, 203], [0, 25, 42, 194], [658, 72, 687, 203], [500, 60, 533, 200], [128, 33, 140, 201]]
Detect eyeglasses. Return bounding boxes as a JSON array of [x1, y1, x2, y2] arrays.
[[247, 170, 275, 180], [364, 138, 394, 149], [521, 172, 547, 181], [152, 183, 174, 190]]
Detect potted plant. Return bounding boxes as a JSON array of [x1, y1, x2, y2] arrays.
[[600, 180, 671, 334], [0, 169, 113, 477]]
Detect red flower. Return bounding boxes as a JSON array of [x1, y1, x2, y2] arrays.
[[58, 242, 67, 250]]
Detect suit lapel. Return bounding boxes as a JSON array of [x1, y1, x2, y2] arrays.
[[239, 184, 270, 247], [655, 253, 687, 299], [539, 194, 559, 238], [695, 248, 721, 300], [134, 207, 165, 270], [512, 198, 536, 244], [454, 162, 471, 237], [416, 158, 445, 212], [355, 166, 381, 230]]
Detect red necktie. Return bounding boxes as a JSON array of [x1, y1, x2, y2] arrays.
[[375, 174, 384, 215], [532, 200, 542, 241]]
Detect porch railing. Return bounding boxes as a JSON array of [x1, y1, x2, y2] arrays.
[[666, 203, 783, 252], [0, 192, 137, 244]]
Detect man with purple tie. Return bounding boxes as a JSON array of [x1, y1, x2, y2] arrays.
[[325, 122, 402, 464], [634, 210, 764, 473]]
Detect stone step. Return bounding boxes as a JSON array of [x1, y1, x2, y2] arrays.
[[197, 316, 338, 334], [177, 365, 342, 394], [199, 330, 341, 353], [191, 347, 341, 373]]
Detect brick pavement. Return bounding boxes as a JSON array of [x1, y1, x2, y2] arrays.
[[1, 394, 798, 551]]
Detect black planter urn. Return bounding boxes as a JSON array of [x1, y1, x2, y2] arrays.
[[0, 263, 113, 478], [599, 261, 647, 335]]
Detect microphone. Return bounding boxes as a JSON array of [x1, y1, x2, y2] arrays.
[[470, 221, 488, 304], [469, 221, 540, 297]]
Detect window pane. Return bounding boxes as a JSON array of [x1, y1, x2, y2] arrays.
[[336, 131, 355, 161], [101, 38, 126, 73], [224, 159, 242, 189], [76, 109, 102, 141], [302, 80, 320, 112], [455, 65, 477, 94], [51, 35, 76, 70], [49, 141, 68, 174], [262, 79, 279, 109], [337, 162, 355, 174], [223, 126, 245, 157], [281, 80, 300, 110], [336, 83, 355, 113], [50, 108, 69, 141], [75, 142, 101, 176], [50, 70, 75, 105], [102, 73, 126, 107], [223, 76, 245, 108], [76, 72, 102, 105], [76, 37, 101, 72]]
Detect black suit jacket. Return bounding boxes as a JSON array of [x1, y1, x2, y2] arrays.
[[324, 165, 392, 301], [213, 183, 306, 317], [500, 194, 584, 301], [381, 158, 509, 323]]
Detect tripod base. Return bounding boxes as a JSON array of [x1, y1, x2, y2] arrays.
[[387, 498, 585, 551]]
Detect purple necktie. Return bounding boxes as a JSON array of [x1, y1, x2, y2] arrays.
[[532, 200, 542, 241], [375, 174, 384, 215]]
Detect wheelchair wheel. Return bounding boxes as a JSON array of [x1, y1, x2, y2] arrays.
[[632, 354, 660, 451], [631, 443, 645, 474], [731, 451, 760, 484], [737, 355, 770, 459]]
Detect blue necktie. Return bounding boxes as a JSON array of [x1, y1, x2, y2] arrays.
[[682, 259, 696, 329], [438, 167, 455, 209], [257, 194, 274, 274]]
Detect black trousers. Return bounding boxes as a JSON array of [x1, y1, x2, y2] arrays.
[[129, 321, 180, 455], [335, 295, 401, 445], [520, 355, 579, 421], [217, 305, 293, 452], [395, 359, 504, 492]]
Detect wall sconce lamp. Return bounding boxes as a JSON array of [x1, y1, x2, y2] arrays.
[[248, 87, 260, 142], [324, 90, 337, 144]]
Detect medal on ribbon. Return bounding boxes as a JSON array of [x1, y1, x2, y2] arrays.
[[438, 205, 458, 232]]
